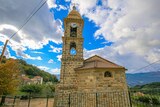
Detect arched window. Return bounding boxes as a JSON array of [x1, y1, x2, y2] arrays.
[[70, 42, 76, 55], [104, 71, 112, 77], [70, 42, 76, 49], [70, 26, 77, 37]]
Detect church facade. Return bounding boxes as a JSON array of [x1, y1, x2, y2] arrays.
[[54, 6, 130, 107]]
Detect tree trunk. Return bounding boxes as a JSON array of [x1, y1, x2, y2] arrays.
[[0, 95, 6, 106]]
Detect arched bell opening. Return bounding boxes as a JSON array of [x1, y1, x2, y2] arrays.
[[70, 24, 77, 37], [70, 42, 77, 55]]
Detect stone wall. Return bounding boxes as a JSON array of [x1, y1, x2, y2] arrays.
[[54, 67, 130, 107], [54, 91, 130, 107], [76, 68, 128, 92]]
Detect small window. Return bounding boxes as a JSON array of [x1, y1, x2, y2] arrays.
[[104, 71, 112, 77]]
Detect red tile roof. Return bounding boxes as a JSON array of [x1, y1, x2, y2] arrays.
[[75, 55, 126, 70]]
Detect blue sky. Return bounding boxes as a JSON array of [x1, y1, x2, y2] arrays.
[[0, 0, 160, 74]]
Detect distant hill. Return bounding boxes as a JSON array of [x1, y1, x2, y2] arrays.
[[2, 57, 58, 83], [126, 71, 160, 87], [130, 82, 160, 90]]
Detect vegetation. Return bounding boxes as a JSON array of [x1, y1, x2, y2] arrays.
[[0, 57, 58, 100], [45, 84, 56, 94], [19, 59, 58, 83], [20, 84, 56, 95], [132, 95, 160, 105], [20, 84, 43, 94], [131, 82, 160, 90], [0, 59, 20, 95], [0, 59, 20, 106], [130, 82, 160, 106], [1, 57, 58, 83]]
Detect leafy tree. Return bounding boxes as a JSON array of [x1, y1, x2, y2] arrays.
[[20, 84, 43, 94], [48, 84, 56, 93], [0, 59, 20, 95], [0, 59, 20, 105]]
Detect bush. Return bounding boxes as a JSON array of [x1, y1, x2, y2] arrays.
[[20, 84, 43, 94], [137, 96, 150, 103], [152, 97, 160, 105], [133, 95, 160, 105]]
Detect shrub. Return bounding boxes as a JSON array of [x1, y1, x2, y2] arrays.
[[133, 95, 160, 105], [152, 97, 160, 105], [20, 84, 43, 94]]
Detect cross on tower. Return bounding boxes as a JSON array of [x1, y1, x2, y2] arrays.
[[72, 3, 78, 10]]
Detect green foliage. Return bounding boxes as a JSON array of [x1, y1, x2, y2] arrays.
[[1, 58, 58, 83], [0, 59, 20, 95], [131, 82, 160, 90], [133, 95, 160, 105], [131, 82, 160, 106], [133, 96, 150, 103], [20, 84, 43, 94], [18, 59, 58, 83], [47, 84, 56, 93], [41, 84, 56, 95]]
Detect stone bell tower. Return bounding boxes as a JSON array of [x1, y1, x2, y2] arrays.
[[54, 6, 84, 107], [58, 6, 84, 91]]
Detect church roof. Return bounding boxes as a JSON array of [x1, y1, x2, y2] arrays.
[[67, 7, 82, 19], [75, 55, 126, 70]]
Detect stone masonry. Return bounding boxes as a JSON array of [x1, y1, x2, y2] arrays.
[[54, 6, 130, 107]]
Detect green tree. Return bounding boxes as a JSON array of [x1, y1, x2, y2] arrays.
[[0, 59, 20, 95], [0, 59, 20, 105], [47, 84, 56, 93], [20, 84, 43, 94]]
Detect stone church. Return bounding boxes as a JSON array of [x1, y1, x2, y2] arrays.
[[54, 6, 130, 107]]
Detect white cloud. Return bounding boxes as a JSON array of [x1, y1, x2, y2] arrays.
[[0, 0, 63, 59], [0, 46, 16, 59], [57, 55, 62, 61], [0, 38, 41, 60], [57, 5, 68, 11], [47, 0, 57, 8], [31, 51, 44, 54], [65, 0, 70, 2], [48, 59, 54, 63], [84, 46, 149, 73], [37, 65, 60, 75], [71, 0, 97, 15], [71, 0, 160, 73], [49, 45, 62, 53], [24, 55, 42, 60], [49, 68, 60, 74], [37, 66, 50, 71]]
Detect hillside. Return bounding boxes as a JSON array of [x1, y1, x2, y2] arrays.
[[131, 82, 160, 90], [126, 72, 160, 86], [2, 57, 58, 83]]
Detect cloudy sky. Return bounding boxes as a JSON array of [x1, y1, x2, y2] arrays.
[[0, 0, 160, 75]]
